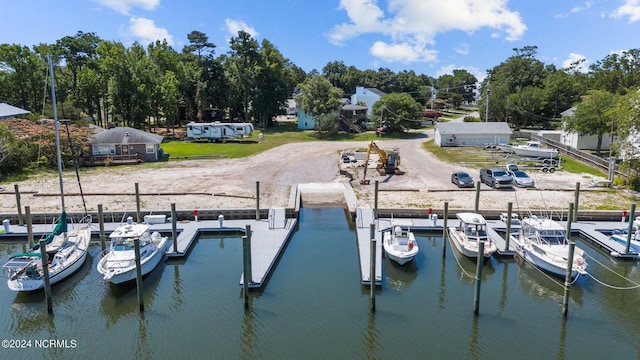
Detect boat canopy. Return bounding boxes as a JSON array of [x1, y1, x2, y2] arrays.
[[44, 211, 67, 244]]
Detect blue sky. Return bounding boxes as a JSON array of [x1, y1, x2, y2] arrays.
[[2, 1, 640, 83]]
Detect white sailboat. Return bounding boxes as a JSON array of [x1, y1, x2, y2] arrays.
[[3, 55, 91, 292], [97, 217, 168, 285], [511, 216, 587, 278]]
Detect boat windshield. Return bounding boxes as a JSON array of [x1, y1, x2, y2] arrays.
[[464, 223, 487, 238], [537, 230, 566, 245]]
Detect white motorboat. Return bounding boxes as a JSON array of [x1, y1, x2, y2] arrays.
[[511, 216, 587, 278], [511, 141, 559, 159], [382, 220, 418, 265], [3, 55, 91, 292], [609, 230, 640, 255], [97, 218, 168, 285], [447, 213, 497, 259]]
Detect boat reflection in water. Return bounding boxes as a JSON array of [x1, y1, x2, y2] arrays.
[[515, 256, 584, 305]]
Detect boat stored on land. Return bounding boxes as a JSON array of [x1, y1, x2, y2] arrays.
[[511, 141, 559, 159], [448, 213, 497, 259], [511, 216, 587, 278]]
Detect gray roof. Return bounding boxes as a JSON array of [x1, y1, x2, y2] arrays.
[[436, 122, 512, 135], [0, 103, 30, 119], [365, 88, 386, 97], [560, 106, 576, 117], [341, 104, 368, 111], [89, 127, 163, 145]]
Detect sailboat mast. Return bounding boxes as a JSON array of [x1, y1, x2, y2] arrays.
[[47, 54, 65, 212]]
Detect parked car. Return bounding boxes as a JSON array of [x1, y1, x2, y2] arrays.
[[479, 168, 513, 189], [510, 170, 535, 187], [451, 171, 474, 188]]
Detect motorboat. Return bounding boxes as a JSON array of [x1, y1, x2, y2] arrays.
[[3, 56, 91, 292], [97, 217, 168, 285], [609, 229, 640, 255], [511, 215, 587, 278], [447, 213, 497, 259], [511, 141, 559, 159], [382, 220, 418, 265]]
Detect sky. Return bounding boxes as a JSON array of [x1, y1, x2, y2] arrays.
[[2, 0, 640, 83]]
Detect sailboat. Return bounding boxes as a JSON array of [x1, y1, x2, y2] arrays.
[[3, 55, 92, 292]]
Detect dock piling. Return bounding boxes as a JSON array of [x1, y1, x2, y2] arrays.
[[135, 182, 141, 223], [474, 181, 481, 214], [39, 239, 53, 313], [562, 242, 576, 317], [14, 184, 23, 226], [505, 202, 512, 251], [25, 206, 34, 249], [98, 204, 106, 253], [369, 223, 376, 312], [256, 181, 260, 221], [171, 203, 177, 253], [473, 242, 484, 315], [242, 225, 253, 309], [442, 202, 448, 258], [573, 182, 580, 221], [374, 181, 379, 219], [134, 238, 144, 312], [624, 204, 636, 254]]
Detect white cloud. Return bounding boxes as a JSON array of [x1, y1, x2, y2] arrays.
[[225, 19, 259, 38], [94, 0, 159, 15], [126, 17, 173, 45], [562, 53, 589, 73], [328, 0, 526, 65], [611, 0, 640, 22], [455, 43, 470, 55]]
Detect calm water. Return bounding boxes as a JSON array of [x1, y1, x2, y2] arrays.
[[1, 207, 640, 359]]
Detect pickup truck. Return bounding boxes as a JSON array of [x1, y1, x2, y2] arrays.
[[479, 168, 513, 189]]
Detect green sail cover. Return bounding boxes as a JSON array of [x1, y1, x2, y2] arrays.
[[44, 211, 67, 244]]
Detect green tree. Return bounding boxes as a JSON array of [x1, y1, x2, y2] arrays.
[[563, 89, 620, 156], [295, 76, 342, 132], [226, 31, 260, 122], [371, 93, 421, 132], [253, 39, 288, 128], [0, 44, 46, 112]]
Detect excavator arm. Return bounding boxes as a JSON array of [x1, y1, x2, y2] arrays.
[[360, 141, 396, 184]]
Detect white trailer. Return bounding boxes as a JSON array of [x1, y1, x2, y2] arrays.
[[186, 122, 254, 142]]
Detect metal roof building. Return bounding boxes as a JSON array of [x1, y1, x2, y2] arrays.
[[434, 122, 512, 147]]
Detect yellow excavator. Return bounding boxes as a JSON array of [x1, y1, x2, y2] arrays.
[[360, 141, 402, 185]]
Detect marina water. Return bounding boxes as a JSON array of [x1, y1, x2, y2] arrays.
[[1, 207, 640, 359]]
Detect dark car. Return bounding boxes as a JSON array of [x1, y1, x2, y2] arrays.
[[451, 171, 474, 188]]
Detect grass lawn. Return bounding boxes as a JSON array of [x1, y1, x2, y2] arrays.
[[160, 121, 423, 158]]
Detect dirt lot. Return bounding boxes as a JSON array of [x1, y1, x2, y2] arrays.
[[0, 127, 633, 215]]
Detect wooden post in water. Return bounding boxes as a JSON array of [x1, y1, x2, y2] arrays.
[[135, 182, 141, 223], [473, 242, 485, 315], [474, 181, 481, 214], [256, 181, 260, 220], [134, 238, 144, 312], [566, 203, 574, 237], [442, 202, 448, 257], [39, 239, 53, 313], [14, 184, 23, 226], [242, 225, 253, 309], [25, 206, 34, 249], [562, 242, 576, 317], [573, 182, 580, 221], [171, 203, 178, 253], [374, 181, 379, 219], [98, 204, 106, 253], [505, 202, 512, 252], [624, 204, 636, 254], [369, 223, 376, 312]]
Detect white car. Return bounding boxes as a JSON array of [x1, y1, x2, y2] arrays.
[[510, 170, 534, 187]]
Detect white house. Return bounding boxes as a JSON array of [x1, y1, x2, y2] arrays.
[[350, 87, 386, 117], [560, 106, 616, 150], [434, 122, 513, 147]]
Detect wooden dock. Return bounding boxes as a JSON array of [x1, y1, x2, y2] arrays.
[[355, 207, 382, 285]]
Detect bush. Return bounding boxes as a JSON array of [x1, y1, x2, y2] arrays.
[[463, 116, 480, 122], [422, 110, 442, 118]]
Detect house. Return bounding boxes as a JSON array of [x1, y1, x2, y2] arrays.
[[88, 126, 164, 163], [559, 106, 616, 150], [350, 87, 386, 117], [0, 103, 30, 119], [297, 98, 349, 130], [285, 99, 297, 117], [434, 122, 512, 147]]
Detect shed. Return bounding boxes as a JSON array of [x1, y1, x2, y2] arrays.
[[559, 106, 616, 150], [434, 122, 512, 147], [88, 127, 163, 162]]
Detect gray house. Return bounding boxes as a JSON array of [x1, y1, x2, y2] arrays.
[[88, 127, 163, 163], [434, 122, 512, 147]]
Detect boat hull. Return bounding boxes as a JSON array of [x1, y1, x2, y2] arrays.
[[447, 228, 496, 259], [382, 231, 418, 265], [512, 234, 585, 278], [512, 147, 559, 159], [98, 237, 168, 285], [7, 226, 91, 292]]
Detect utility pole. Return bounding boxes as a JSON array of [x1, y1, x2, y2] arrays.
[[485, 81, 490, 122]]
